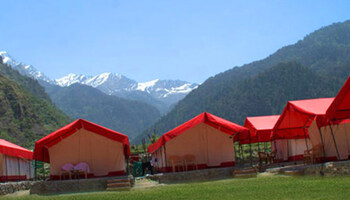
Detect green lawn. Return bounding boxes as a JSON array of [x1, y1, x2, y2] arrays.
[[5, 175, 350, 200]]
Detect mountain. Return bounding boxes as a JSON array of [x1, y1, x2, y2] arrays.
[[0, 52, 164, 138], [0, 57, 71, 148], [0, 51, 52, 83], [0, 51, 198, 113], [135, 20, 350, 143], [43, 83, 161, 139], [54, 73, 198, 112]]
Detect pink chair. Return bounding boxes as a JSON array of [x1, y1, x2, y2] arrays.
[[73, 162, 90, 179], [60, 163, 74, 180], [183, 155, 197, 171], [168, 156, 184, 172]]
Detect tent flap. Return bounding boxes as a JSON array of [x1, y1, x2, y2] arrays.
[[326, 76, 350, 124], [239, 115, 280, 144], [0, 139, 33, 160], [273, 98, 334, 140]]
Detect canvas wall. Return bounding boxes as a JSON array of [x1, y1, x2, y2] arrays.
[[48, 129, 126, 177]]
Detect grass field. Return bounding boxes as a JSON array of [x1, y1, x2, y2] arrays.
[[4, 175, 350, 200]]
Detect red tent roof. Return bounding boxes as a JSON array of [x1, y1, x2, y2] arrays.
[[239, 115, 280, 144], [273, 98, 334, 140], [33, 119, 130, 163], [148, 112, 248, 153], [325, 76, 350, 124], [0, 139, 33, 160]]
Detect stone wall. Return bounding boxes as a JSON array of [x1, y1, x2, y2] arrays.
[[149, 167, 235, 184], [30, 175, 132, 195], [265, 160, 350, 176], [0, 181, 34, 195], [304, 160, 350, 176]]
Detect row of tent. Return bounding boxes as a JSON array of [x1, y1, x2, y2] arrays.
[[147, 76, 350, 171], [1, 76, 349, 181]]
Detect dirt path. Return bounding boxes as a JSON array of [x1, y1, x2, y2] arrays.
[[4, 190, 30, 197], [133, 178, 164, 190]]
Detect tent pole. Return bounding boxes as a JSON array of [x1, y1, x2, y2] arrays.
[[34, 160, 37, 181], [318, 127, 326, 176], [273, 139, 277, 154], [29, 159, 32, 181], [233, 140, 238, 166], [318, 127, 327, 161], [5, 155, 8, 182], [43, 163, 45, 180], [303, 127, 310, 154], [164, 145, 168, 171], [240, 144, 243, 165], [17, 157, 21, 182], [249, 143, 253, 166], [287, 139, 290, 162], [126, 150, 130, 175], [329, 123, 341, 160], [247, 131, 252, 167], [42, 149, 45, 180]]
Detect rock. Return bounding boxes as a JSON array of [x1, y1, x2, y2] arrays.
[[0, 181, 33, 196]]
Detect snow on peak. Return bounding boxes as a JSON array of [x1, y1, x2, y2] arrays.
[[55, 72, 126, 88], [1, 51, 198, 104], [136, 79, 159, 92], [0, 51, 52, 82], [55, 73, 87, 87], [85, 73, 112, 87], [0, 51, 19, 66], [162, 83, 198, 98]]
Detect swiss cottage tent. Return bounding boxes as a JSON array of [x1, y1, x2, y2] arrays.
[[33, 119, 130, 179], [316, 76, 350, 161], [238, 115, 280, 145], [0, 139, 33, 182], [273, 98, 334, 162], [148, 112, 249, 172], [326, 76, 350, 123]]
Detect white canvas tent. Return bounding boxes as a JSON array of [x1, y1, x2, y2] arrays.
[[148, 112, 249, 172], [0, 139, 33, 182], [33, 119, 130, 180]]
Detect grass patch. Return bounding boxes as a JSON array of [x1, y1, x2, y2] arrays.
[[5, 176, 350, 200]]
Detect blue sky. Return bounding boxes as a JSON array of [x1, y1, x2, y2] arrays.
[[0, 1, 349, 83]]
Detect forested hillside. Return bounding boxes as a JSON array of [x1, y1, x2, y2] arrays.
[[43, 83, 161, 138], [135, 20, 350, 143], [0, 58, 71, 148]]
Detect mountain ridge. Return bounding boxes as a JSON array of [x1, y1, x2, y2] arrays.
[[43, 83, 161, 139], [134, 20, 350, 143], [0, 51, 198, 112], [0, 57, 71, 148]]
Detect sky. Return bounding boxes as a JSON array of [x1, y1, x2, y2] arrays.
[[0, 1, 350, 83]]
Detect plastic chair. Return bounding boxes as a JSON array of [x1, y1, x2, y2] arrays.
[[183, 154, 197, 171], [73, 162, 90, 179], [60, 163, 74, 180], [303, 150, 312, 164], [168, 155, 183, 172], [311, 145, 323, 163]]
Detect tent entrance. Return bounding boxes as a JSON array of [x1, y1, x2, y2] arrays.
[[206, 128, 221, 167], [205, 125, 234, 167]]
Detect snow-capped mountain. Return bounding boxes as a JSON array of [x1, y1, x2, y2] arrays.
[[0, 51, 198, 112], [55, 73, 198, 106], [55, 73, 137, 94], [136, 79, 198, 103], [0, 51, 52, 83]]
